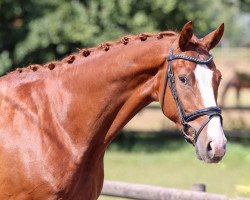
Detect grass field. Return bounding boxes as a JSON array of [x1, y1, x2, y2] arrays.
[[99, 48, 250, 200], [99, 134, 250, 199]]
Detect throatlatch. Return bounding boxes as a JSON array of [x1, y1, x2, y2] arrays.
[[161, 49, 222, 144]]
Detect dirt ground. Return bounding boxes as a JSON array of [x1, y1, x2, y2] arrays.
[[124, 106, 250, 133]]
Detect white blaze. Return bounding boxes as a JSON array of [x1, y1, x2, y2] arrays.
[[194, 64, 225, 144]]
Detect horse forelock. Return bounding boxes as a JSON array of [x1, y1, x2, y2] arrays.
[[9, 31, 178, 75]]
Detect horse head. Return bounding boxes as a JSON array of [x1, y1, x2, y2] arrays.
[[160, 21, 227, 163]]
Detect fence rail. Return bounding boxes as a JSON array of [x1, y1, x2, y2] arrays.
[[101, 181, 236, 200], [147, 105, 250, 111], [221, 106, 250, 111]]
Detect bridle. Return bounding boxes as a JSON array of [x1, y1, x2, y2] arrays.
[[161, 49, 223, 144]]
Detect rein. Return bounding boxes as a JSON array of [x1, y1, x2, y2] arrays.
[[161, 49, 222, 144]]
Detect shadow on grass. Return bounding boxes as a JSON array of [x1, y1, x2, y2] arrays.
[[107, 130, 188, 153], [107, 129, 250, 153]]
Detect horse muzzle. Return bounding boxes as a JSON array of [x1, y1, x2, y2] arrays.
[[194, 119, 227, 163]]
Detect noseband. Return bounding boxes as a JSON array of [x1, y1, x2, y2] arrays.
[[161, 49, 223, 144]]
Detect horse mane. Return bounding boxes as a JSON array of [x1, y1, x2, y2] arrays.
[[11, 31, 178, 74]]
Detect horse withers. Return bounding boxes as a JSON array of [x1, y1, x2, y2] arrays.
[[0, 21, 226, 199]]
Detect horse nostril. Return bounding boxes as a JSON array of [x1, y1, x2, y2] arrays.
[[207, 141, 214, 158], [207, 141, 212, 151], [206, 140, 226, 160]]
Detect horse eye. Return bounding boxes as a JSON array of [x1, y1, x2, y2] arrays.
[[178, 75, 189, 85]]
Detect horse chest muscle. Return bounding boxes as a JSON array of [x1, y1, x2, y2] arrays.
[[0, 99, 82, 198]]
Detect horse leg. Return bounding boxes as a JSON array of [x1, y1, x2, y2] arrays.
[[236, 86, 240, 106]]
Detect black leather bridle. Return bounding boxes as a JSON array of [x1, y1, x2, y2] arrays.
[[161, 49, 223, 144]]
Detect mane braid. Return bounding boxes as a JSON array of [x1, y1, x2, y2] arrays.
[[11, 31, 177, 74]]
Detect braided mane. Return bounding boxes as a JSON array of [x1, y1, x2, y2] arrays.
[[12, 31, 178, 74]]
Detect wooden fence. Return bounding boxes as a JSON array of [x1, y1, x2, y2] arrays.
[[147, 105, 250, 111], [101, 181, 250, 200]]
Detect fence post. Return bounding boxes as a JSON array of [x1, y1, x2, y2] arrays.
[[192, 183, 206, 192]]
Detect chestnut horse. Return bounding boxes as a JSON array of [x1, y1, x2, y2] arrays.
[[0, 21, 226, 200], [221, 71, 250, 106]]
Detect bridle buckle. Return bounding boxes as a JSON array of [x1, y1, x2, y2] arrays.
[[182, 123, 196, 144]]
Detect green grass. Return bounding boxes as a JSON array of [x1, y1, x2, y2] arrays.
[[99, 133, 250, 199]]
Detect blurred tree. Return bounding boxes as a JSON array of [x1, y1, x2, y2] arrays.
[[239, 0, 250, 12], [0, 0, 248, 74]]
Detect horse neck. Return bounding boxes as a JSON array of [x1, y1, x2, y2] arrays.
[[62, 38, 174, 149], [8, 37, 175, 196]]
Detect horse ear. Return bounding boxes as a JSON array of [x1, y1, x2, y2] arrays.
[[178, 21, 193, 51], [203, 23, 224, 50]]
